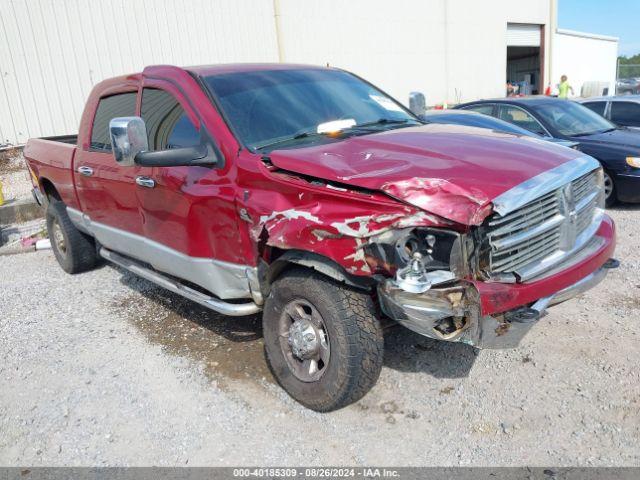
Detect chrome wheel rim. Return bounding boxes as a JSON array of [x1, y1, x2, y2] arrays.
[[51, 218, 66, 255], [604, 172, 614, 200], [278, 299, 330, 382]]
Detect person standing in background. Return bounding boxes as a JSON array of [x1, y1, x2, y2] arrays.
[[558, 75, 574, 99]]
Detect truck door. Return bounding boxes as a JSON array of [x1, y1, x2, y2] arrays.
[[74, 90, 154, 237], [135, 83, 245, 298]]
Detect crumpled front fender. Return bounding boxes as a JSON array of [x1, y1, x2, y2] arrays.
[[246, 192, 455, 276]]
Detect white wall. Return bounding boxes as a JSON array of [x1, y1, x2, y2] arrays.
[[552, 29, 618, 98], [0, 0, 279, 145], [1, 0, 555, 145], [276, 0, 552, 106]]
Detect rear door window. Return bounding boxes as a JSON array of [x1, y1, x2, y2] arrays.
[[582, 101, 607, 117], [140, 88, 201, 150], [90, 92, 137, 151], [610, 101, 640, 127], [496, 105, 547, 136]]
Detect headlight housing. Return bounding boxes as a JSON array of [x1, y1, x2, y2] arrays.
[[626, 157, 640, 168], [363, 227, 469, 279]]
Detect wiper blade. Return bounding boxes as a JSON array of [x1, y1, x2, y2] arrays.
[[572, 127, 616, 137], [351, 118, 414, 129], [254, 119, 420, 151], [571, 131, 598, 137], [255, 128, 325, 151]]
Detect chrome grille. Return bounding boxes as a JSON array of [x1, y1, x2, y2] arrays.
[[486, 169, 603, 281]]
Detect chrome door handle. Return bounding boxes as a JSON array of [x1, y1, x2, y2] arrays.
[[135, 176, 155, 188], [77, 166, 93, 177]]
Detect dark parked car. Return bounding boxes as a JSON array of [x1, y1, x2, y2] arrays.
[[422, 110, 579, 149], [455, 98, 640, 206], [616, 78, 640, 96], [578, 95, 640, 130]]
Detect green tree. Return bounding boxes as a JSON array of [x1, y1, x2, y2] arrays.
[[618, 54, 640, 79], [618, 54, 640, 65]]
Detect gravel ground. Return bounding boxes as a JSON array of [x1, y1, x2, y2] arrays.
[[1, 207, 639, 466], [0, 149, 31, 203]]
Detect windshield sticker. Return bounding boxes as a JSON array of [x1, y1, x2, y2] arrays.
[[369, 94, 404, 112], [317, 119, 356, 133]]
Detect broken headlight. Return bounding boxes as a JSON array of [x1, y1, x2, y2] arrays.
[[363, 228, 469, 280]]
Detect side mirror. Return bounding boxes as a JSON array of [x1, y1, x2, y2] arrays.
[[109, 117, 149, 167], [109, 116, 223, 168], [134, 145, 210, 167], [409, 91, 427, 116]]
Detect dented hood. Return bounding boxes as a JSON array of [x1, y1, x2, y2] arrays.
[[268, 123, 583, 225]]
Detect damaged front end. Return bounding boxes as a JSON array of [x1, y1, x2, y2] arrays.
[[247, 152, 615, 350], [371, 161, 617, 349], [364, 226, 491, 346], [377, 258, 616, 349]]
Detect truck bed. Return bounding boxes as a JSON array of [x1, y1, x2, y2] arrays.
[[23, 136, 80, 209], [40, 134, 78, 145]]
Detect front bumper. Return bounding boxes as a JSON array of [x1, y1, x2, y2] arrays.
[[378, 217, 617, 349], [614, 171, 640, 203]]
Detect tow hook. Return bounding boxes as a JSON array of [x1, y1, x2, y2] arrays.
[[504, 307, 540, 324], [603, 258, 620, 269]]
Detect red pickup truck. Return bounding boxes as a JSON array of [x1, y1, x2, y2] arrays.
[[24, 64, 617, 411]]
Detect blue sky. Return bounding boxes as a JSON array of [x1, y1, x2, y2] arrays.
[[558, 0, 640, 57]]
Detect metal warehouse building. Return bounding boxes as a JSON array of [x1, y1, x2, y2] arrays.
[[0, 0, 618, 145]]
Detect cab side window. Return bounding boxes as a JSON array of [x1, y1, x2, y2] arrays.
[[497, 105, 547, 136], [90, 92, 137, 151], [140, 88, 201, 151]]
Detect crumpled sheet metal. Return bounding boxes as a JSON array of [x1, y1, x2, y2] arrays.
[[248, 194, 454, 275], [381, 177, 493, 226]]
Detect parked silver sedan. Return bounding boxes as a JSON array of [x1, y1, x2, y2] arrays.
[[578, 95, 640, 129]]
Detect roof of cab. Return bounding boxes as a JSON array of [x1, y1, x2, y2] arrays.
[[185, 63, 332, 77]]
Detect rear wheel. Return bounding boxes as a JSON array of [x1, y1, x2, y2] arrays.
[[263, 268, 384, 412], [603, 170, 617, 207], [46, 200, 98, 274]]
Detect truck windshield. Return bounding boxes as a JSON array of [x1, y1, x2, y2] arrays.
[[203, 69, 418, 151]]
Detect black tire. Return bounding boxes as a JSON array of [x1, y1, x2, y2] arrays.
[[46, 199, 97, 274], [263, 267, 384, 412], [604, 170, 617, 207]]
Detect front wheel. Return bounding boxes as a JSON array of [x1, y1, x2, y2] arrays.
[[603, 170, 617, 207], [263, 268, 384, 412]]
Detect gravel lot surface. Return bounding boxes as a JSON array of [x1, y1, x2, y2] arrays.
[[1, 207, 639, 466], [0, 150, 31, 203]]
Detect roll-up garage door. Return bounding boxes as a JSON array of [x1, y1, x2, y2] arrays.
[[506, 24, 541, 47]]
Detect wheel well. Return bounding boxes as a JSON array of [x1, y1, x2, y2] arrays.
[[40, 178, 61, 201], [263, 249, 375, 295]]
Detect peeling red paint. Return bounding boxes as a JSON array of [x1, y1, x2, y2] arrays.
[[244, 192, 451, 275]]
